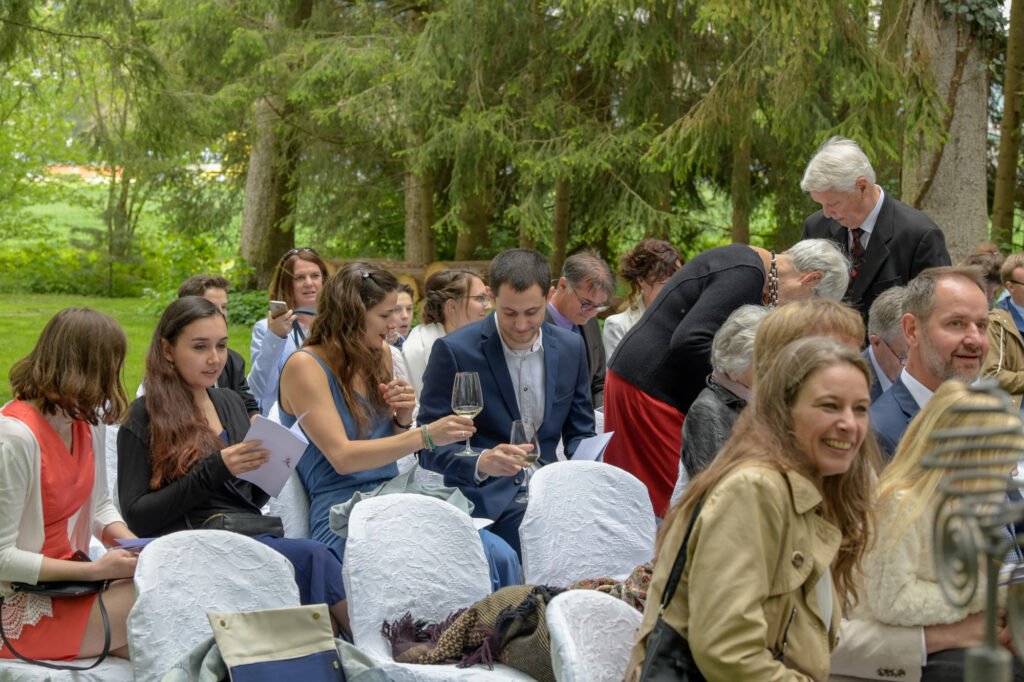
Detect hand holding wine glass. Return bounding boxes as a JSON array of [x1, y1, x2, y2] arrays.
[[511, 419, 541, 503], [451, 371, 483, 456]]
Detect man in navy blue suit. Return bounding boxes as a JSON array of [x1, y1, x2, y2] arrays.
[[869, 266, 989, 459], [417, 249, 597, 555]]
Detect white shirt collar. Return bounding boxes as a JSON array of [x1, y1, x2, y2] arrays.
[[900, 367, 934, 411], [859, 186, 885, 236]]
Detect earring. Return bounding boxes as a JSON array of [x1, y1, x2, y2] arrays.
[[168, 358, 175, 368]]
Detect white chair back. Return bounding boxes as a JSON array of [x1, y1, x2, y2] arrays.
[[344, 494, 533, 680], [344, 494, 490, 660], [268, 471, 311, 538], [520, 460, 656, 585], [126, 530, 299, 681], [546, 590, 643, 682]]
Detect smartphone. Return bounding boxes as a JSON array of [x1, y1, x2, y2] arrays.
[[269, 300, 288, 317]]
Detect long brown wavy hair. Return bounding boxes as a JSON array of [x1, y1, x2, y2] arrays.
[[665, 336, 881, 609], [143, 296, 227, 488], [304, 262, 398, 437], [9, 307, 128, 425]]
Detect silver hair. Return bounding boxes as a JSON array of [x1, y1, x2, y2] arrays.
[[712, 304, 770, 377], [867, 286, 906, 341], [783, 239, 850, 300], [562, 249, 615, 297], [800, 136, 876, 194]]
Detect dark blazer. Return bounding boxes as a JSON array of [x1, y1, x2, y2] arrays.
[[219, 348, 259, 416], [680, 376, 746, 478], [802, 193, 950, 318], [868, 376, 920, 460], [862, 347, 884, 403], [544, 310, 606, 408], [417, 315, 596, 522]]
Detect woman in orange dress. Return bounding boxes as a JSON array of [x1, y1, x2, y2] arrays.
[[0, 308, 138, 661]]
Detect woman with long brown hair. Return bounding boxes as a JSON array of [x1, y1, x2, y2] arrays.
[[626, 337, 879, 681], [278, 262, 520, 589], [118, 296, 349, 632], [1, 308, 137, 662]]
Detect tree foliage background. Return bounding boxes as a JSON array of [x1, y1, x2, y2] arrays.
[[0, 0, 1014, 295]]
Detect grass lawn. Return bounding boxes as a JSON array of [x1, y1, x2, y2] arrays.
[[0, 294, 253, 404]]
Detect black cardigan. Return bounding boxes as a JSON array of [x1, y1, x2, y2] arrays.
[[219, 348, 260, 417], [608, 243, 764, 414], [117, 388, 268, 537]]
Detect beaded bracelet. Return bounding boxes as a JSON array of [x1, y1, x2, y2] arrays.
[[420, 424, 437, 451]]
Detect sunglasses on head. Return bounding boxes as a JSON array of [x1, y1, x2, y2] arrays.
[[279, 247, 319, 264]]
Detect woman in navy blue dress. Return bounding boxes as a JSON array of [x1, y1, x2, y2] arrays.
[[278, 262, 521, 591]]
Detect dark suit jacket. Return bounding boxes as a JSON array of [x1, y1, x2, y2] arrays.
[[868, 376, 920, 460], [544, 309, 606, 408], [417, 315, 596, 522], [862, 347, 884, 403], [802, 193, 950, 317], [219, 348, 260, 416]]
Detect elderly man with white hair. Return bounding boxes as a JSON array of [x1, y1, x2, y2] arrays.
[[801, 136, 950, 318]]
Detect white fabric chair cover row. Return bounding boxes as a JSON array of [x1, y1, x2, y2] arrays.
[[546, 589, 643, 682], [519, 460, 656, 586]]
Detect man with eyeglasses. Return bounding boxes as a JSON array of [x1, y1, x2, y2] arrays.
[[546, 249, 615, 408], [869, 266, 989, 459], [982, 253, 1024, 410], [863, 286, 907, 402]]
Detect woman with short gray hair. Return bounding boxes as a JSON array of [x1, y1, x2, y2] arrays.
[[670, 305, 768, 506]]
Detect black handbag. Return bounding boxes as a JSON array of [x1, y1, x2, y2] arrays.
[[0, 551, 111, 671], [638, 498, 707, 682], [199, 512, 285, 537]]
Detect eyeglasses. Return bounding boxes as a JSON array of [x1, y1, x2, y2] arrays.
[[882, 338, 907, 366], [460, 294, 492, 305], [568, 286, 609, 314], [1008, 279, 1024, 287]]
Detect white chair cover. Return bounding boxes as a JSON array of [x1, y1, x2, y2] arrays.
[[344, 494, 533, 681], [546, 590, 642, 682], [268, 471, 311, 539], [127, 530, 299, 681], [520, 461, 656, 586]]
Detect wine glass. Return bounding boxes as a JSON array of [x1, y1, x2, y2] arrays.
[[511, 419, 541, 504], [451, 371, 483, 456]]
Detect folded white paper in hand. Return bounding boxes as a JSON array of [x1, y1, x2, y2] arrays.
[[572, 431, 614, 461], [237, 415, 309, 497]]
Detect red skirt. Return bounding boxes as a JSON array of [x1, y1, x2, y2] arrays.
[[603, 369, 684, 517]]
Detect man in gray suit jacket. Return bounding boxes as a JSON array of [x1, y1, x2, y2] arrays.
[[801, 137, 950, 320], [546, 249, 615, 408]]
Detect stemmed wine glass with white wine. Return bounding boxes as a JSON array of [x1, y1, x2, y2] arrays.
[[451, 371, 483, 456], [511, 419, 541, 503]]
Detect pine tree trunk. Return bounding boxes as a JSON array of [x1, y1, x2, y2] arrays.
[[901, 0, 988, 262], [454, 192, 491, 260], [993, 0, 1024, 249], [551, 178, 570, 276], [404, 158, 434, 266], [239, 96, 297, 289], [731, 133, 752, 244]]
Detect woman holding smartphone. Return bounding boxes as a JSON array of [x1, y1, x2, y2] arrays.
[[248, 247, 331, 415], [1, 308, 138, 662]]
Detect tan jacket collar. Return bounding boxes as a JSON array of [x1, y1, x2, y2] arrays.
[[784, 469, 824, 515]]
